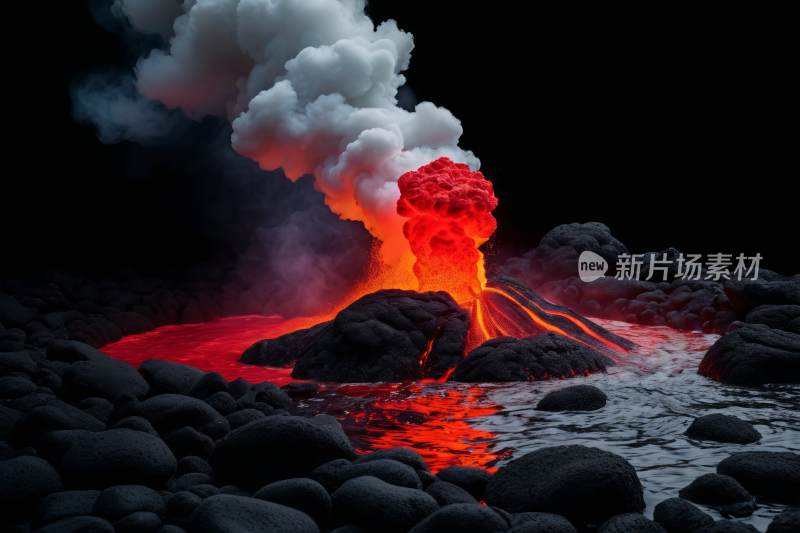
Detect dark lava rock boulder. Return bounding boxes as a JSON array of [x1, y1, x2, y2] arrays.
[[309, 458, 422, 494], [485, 445, 644, 528], [767, 507, 800, 533], [118, 394, 230, 440], [597, 513, 666, 533], [724, 275, 800, 314], [0, 291, 38, 328], [37, 490, 102, 525], [0, 455, 63, 504], [747, 305, 800, 334], [112, 511, 162, 533], [425, 481, 479, 507], [716, 451, 800, 503], [449, 333, 614, 382], [9, 399, 106, 446], [189, 372, 228, 400], [93, 485, 166, 522], [685, 414, 762, 444], [241, 321, 332, 368], [331, 475, 439, 532], [137, 360, 206, 396], [510, 512, 577, 533], [510, 222, 628, 289], [653, 497, 714, 533], [210, 415, 359, 491], [0, 351, 38, 377], [407, 503, 509, 533], [58, 428, 177, 489], [164, 426, 216, 460], [704, 522, 759, 533], [176, 456, 214, 479], [36, 516, 115, 533], [253, 478, 331, 524], [189, 494, 319, 533], [292, 289, 470, 382], [353, 447, 429, 473], [678, 473, 756, 518], [165, 490, 203, 518], [435, 466, 493, 501], [536, 384, 608, 412], [698, 324, 800, 385], [225, 409, 266, 430], [60, 347, 149, 402]]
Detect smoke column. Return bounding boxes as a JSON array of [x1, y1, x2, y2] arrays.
[[107, 0, 478, 266]]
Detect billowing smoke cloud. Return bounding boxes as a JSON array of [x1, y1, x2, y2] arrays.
[[116, 0, 478, 261], [73, 0, 478, 315]]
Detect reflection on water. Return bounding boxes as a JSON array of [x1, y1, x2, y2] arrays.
[[102, 317, 799, 531]]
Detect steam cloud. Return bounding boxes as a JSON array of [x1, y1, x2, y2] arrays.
[[74, 0, 479, 315]]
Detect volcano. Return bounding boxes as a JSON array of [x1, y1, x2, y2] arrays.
[[239, 158, 636, 382]]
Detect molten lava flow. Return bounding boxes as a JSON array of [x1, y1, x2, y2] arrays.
[[397, 157, 498, 305], [466, 276, 638, 356]]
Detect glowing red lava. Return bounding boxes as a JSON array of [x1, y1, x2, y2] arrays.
[[397, 157, 498, 305]]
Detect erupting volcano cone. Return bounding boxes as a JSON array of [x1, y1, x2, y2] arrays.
[[397, 157, 498, 305]]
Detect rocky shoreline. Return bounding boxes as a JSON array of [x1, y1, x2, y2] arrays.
[[2, 337, 798, 532]]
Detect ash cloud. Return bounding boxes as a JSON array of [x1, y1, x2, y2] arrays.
[[72, 0, 476, 316]]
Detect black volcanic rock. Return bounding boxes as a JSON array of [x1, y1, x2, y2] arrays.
[[137, 360, 206, 396], [653, 498, 714, 533], [252, 478, 331, 524], [536, 384, 608, 412], [716, 451, 800, 503], [58, 428, 177, 490], [36, 516, 115, 533], [698, 324, 800, 385], [724, 274, 800, 314], [767, 507, 800, 533], [291, 289, 469, 382], [679, 473, 756, 518], [485, 445, 644, 528], [116, 394, 230, 440], [684, 414, 762, 444], [746, 304, 800, 333], [109, 312, 156, 336], [209, 414, 359, 491], [0, 455, 63, 504], [424, 481, 479, 507], [37, 490, 102, 525], [241, 321, 332, 368], [407, 503, 509, 533], [352, 447, 429, 472], [309, 458, 422, 494], [93, 485, 166, 522], [188, 494, 318, 533], [598, 513, 666, 533], [435, 466, 493, 501], [9, 399, 106, 446], [448, 333, 614, 382], [331, 476, 439, 532], [510, 512, 577, 532], [506, 222, 628, 289]]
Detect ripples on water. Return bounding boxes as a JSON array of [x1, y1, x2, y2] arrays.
[[102, 317, 799, 531]]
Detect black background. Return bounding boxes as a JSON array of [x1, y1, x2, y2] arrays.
[[1, 2, 796, 283]]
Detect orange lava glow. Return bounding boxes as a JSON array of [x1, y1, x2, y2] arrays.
[[396, 157, 498, 305], [466, 286, 633, 356]]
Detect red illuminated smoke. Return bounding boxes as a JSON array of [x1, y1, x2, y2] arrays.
[[397, 157, 498, 304]]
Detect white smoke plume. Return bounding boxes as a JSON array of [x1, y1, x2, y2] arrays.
[[112, 0, 479, 262]]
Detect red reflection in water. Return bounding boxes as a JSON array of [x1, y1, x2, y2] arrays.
[[101, 316, 504, 470]]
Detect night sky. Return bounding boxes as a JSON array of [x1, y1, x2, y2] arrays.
[[2, 3, 795, 283]]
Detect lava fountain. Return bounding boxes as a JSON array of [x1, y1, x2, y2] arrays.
[[397, 157, 498, 305]]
